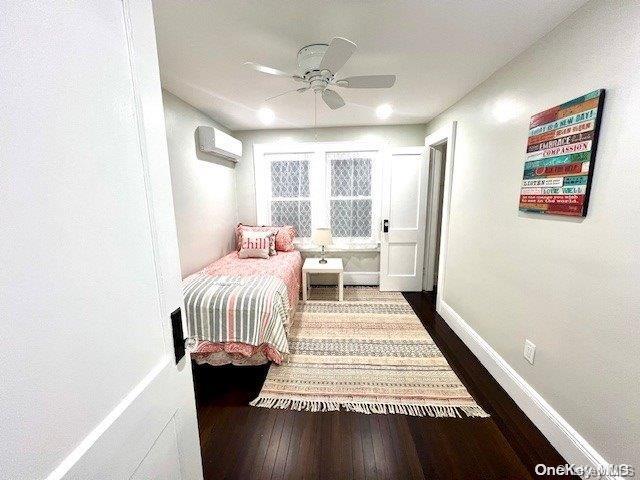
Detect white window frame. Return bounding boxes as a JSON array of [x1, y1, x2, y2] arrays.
[[254, 141, 384, 251]]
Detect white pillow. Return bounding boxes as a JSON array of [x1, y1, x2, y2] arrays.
[[238, 231, 272, 259]]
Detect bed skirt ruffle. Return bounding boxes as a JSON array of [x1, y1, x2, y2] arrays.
[[190, 341, 284, 366]]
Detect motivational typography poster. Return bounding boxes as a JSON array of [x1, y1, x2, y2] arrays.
[[519, 89, 605, 217]]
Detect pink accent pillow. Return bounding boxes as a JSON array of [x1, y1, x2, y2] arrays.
[[236, 224, 296, 252], [238, 231, 272, 259]]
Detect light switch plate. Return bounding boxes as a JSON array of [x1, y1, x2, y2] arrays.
[[524, 339, 536, 365]]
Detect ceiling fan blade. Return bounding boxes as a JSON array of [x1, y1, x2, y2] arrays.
[[319, 37, 357, 73], [244, 61, 296, 78], [336, 75, 396, 88], [265, 87, 309, 102], [322, 89, 345, 110]]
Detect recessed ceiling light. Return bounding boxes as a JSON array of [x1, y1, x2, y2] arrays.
[[258, 107, 275, 125], [376, 104, 393, 120]]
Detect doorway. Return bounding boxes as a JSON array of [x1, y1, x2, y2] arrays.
[[423, 142, 447, 292], [422, 122, 456, 308]]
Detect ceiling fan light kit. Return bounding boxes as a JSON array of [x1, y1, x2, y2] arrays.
[[244, 36, 397, 111]]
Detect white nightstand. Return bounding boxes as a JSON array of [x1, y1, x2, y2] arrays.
[[302, 258, 344, 302]]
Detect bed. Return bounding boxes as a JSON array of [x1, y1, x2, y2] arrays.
[[183, 250, 302, 366]]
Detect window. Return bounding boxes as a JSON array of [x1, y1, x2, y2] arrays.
[[267, 153, 312, 238], [327, 152, 373, 239], [255, 142, 381, 248]]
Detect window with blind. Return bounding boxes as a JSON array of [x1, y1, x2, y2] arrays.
[[255, 142, 381, 247]]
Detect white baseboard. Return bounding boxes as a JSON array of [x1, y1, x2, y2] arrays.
[[310, 271, 379, 286], [345, 271, 379, 285], [436, 299, 617, 480]]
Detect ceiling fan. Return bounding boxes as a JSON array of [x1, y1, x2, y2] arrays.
[[244, 37, 396, 110]]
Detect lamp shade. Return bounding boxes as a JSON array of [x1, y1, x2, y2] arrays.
[[312, 227, 332, 246]]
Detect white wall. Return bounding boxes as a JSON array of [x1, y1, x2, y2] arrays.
[[163, 90, 238, 276], [426, 0, 640, 466], [234, 124, 426, 281]]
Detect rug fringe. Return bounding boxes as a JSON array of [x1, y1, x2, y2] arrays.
[[249, 397, 489, 418]]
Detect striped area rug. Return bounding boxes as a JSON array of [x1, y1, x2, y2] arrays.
[[250, 287, 488, 418]]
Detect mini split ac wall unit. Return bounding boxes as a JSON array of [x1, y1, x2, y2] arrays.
[[196, 126, 242, 162]]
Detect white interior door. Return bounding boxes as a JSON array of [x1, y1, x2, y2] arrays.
[[1, 1, 202, 479], [379, 147, 429, 291]]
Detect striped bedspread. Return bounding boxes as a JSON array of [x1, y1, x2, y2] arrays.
[[183, 274, 290, 357]]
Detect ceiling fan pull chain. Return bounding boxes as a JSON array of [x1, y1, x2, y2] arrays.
[[314, 91, 318, 142]]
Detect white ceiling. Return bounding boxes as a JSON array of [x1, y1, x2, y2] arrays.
[[152, 0, 587, 131]]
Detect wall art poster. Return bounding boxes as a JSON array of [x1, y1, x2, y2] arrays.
[[519, 89, 605, 217]]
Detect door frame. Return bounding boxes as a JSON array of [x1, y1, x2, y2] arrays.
[[422, 144, 444, 292], [424, 122, 457, 311]]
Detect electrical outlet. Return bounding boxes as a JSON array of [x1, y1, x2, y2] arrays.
[[524, 339, 536, 365]]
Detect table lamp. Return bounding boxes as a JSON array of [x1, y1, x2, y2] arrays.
[[312, 227, 332, 264]]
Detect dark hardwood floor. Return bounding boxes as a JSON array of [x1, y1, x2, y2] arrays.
[[193, 291, 574, 479]]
